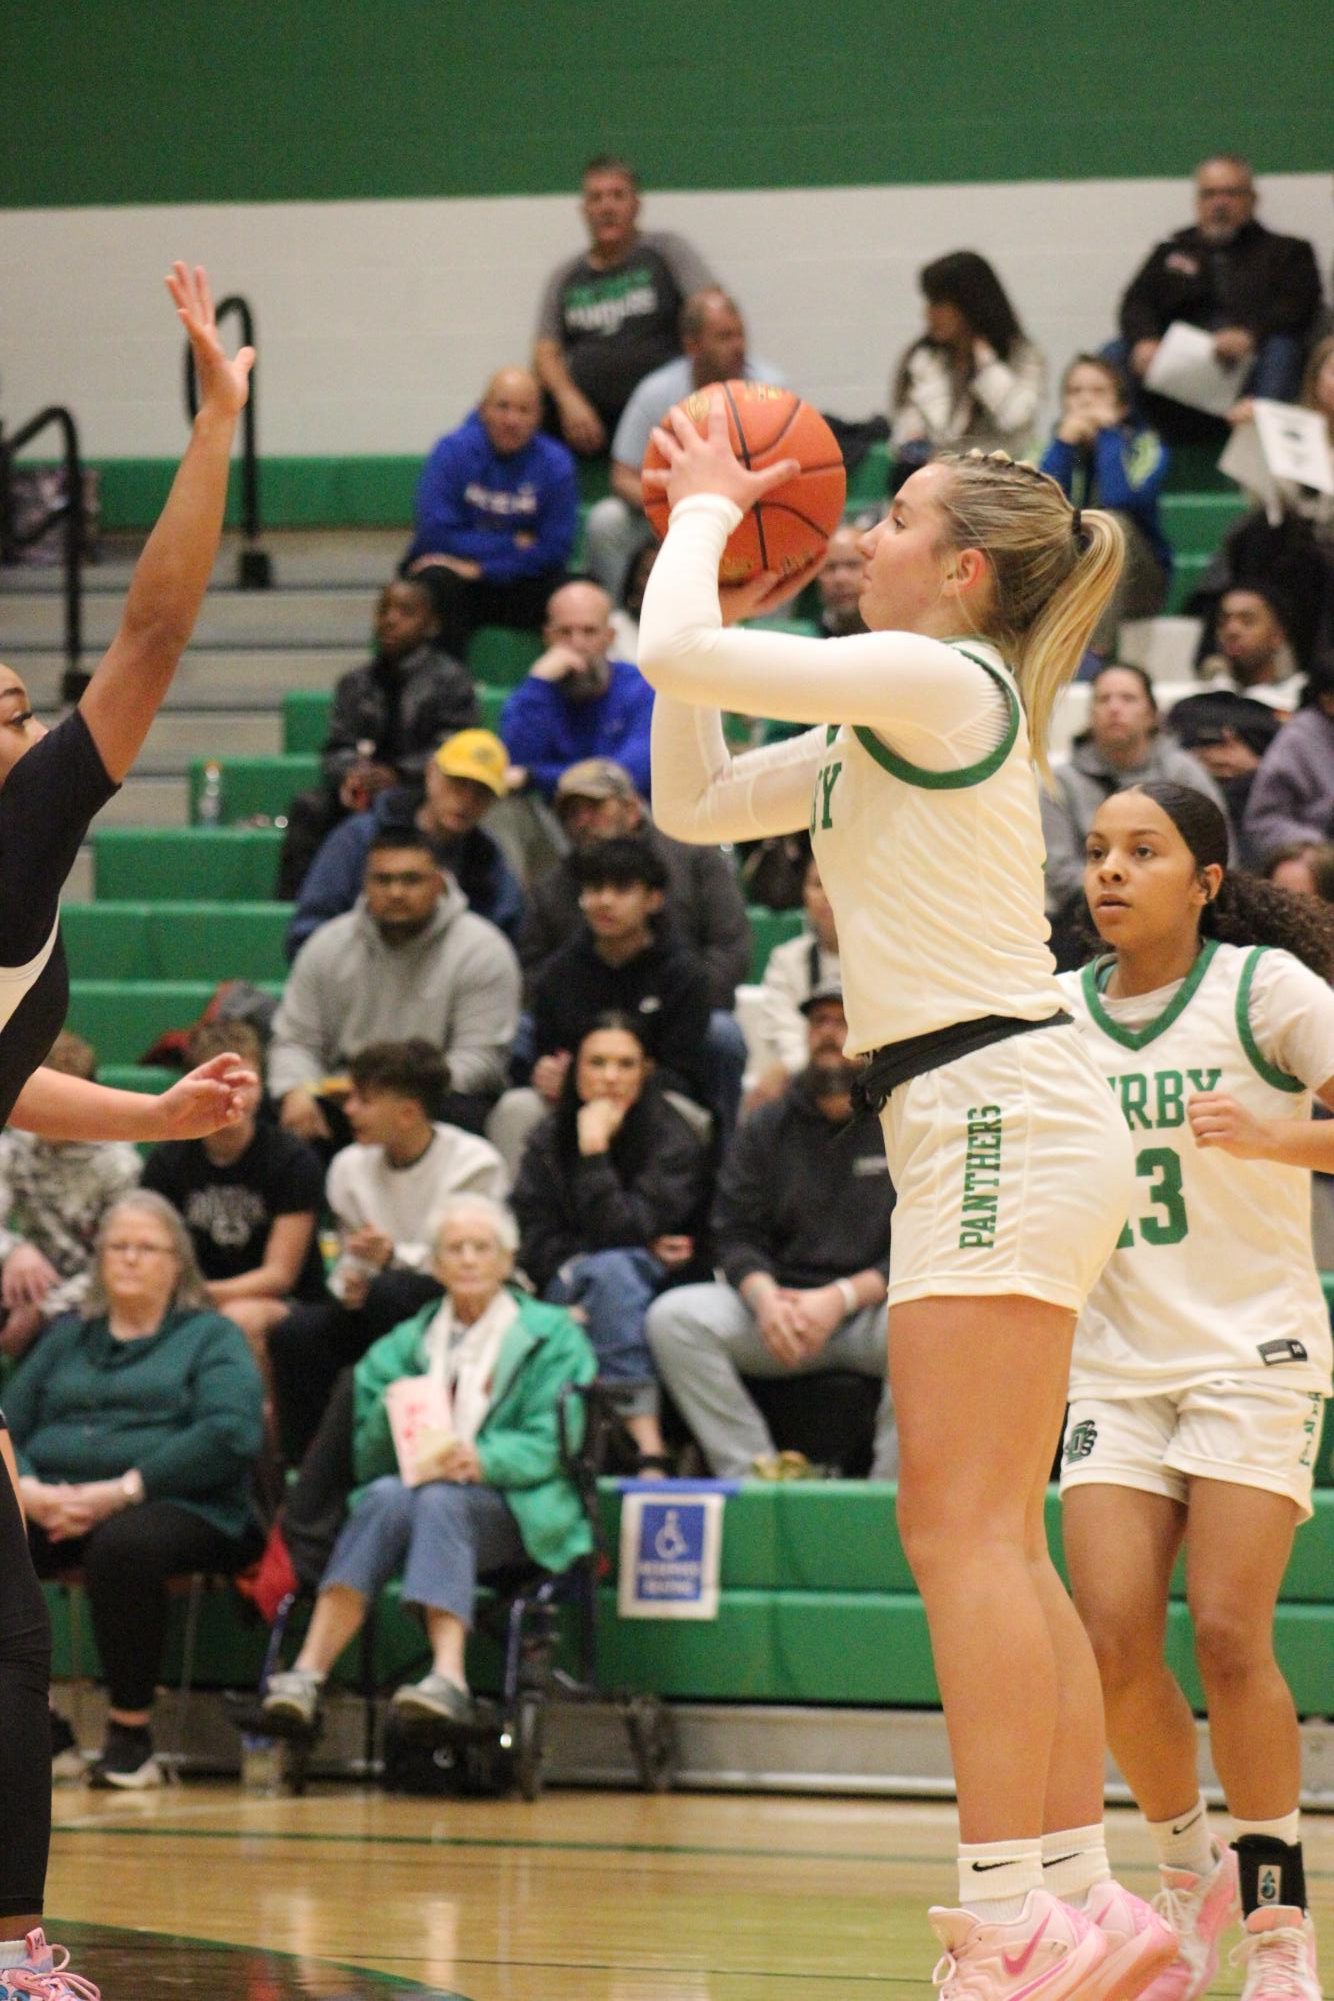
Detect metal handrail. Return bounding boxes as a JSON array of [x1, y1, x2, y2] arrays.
[[0, 405, 86, 700], [183, 294, 272, 587]]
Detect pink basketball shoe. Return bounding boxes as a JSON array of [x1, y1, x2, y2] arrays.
[[929, 1888, 1111, 2001], [0, 1930, 100, 2000], [1138, 1846, 1241, 2001], [1232, 1906, 1321, 2001], [1081, 1880, 1180, 2001]]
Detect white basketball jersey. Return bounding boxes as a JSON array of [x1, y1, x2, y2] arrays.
[[1061, 941, 1334, 1398], [810, 643, 1065, 1055]]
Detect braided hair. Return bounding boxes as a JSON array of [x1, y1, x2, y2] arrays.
[[931, 450, 1125, 777], [1132, 782, 1334, 979]]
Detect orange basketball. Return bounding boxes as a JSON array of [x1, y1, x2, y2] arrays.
[[642, 381, 847, 584]]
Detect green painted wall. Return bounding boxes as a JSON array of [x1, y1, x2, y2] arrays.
[[5, 0, 1330, 208]]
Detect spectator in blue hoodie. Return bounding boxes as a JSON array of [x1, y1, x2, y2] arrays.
[[1039, 355, 1171, 658], [500, 581, 655, 801], [405, 369, 578, 661], [286, 731, 525, 961]]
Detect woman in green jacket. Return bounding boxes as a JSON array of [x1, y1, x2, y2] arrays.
[[7, 1190, 264, 1788], [262, 1194, 596, 1734]]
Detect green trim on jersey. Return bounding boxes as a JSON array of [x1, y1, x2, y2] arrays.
[[1082, 938, 1220, 1051], [1236, 947, 1305, 1093], [849, 650, 1021, 790]]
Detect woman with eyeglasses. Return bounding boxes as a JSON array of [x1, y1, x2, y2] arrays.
[[4, 1193, 263, 1792]]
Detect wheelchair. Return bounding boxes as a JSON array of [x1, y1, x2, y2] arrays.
[[230, 1380, 675, 1800]]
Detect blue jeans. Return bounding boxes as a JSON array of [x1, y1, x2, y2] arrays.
[[546, 1247, 664, 1418], [323, 1476, 526, 1624]]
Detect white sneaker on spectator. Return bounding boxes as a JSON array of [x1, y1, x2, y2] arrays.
[[261, 1668, 323, 1731]]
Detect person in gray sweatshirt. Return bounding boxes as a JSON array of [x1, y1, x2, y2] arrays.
[[269, 829, 521, 1139], [1244, 655, 1334, 864], [1041, 664, 1231, 968]]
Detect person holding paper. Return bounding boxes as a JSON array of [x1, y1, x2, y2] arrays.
[[1112, 155, 1321, 441], [259, 1195, 595, 1736], [1191, 339, 1334, 680]]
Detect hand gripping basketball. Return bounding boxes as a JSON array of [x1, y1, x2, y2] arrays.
[[643, 383, 846, 585]]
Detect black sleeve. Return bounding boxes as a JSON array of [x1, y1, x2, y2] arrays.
[[567, 1108, 708, 1251], [0, 710, 118, 965], [691, 849, 752, 1009], [712, 1110, 780, 1292], [1256, 237, 1322, 341], [649, 952, 713, 1101], [1118, 244, 1171, 347], [516, 881, 566, 994], [321, 667, 373, 783], [512, 1122, 579, 1291], [398, 662, 481, 782]]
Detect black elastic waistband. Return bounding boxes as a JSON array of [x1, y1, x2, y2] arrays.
[[851, 1010, 1073, 1118]]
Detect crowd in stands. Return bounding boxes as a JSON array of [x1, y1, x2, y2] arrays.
[[5, 145, 1334, 1784]]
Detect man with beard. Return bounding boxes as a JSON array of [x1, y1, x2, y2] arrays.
[[1113, 154, 1320, 438], [500, 580, 655, 800], [269, 832, 520, 1142], [645, 987, 898, 1480]]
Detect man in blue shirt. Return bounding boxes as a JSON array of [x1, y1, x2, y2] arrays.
[[404, 368, 578, 660], [584, 289, 786, 597], [500, 581, 654, 801]]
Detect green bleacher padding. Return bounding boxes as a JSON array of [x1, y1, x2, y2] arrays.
[[845, 443, 889, 510], [189, 755, 320, 825], [595, 1486, 1334, 1604], [93, 829, 285, 903], [95, 1064, 176, 1095], [283, 689, 332, 754], [1166, 553, 1211, 613], [45, 1482, 1334, 1708], [1159, 492, 1246, 560], [747, 905, 805, 980], [576, 459, 611, 506], [466, 627, 542, 686], [62, 903, 291, 983], [1161, 444, 1235, 495], [67, 979, 281, 1065]]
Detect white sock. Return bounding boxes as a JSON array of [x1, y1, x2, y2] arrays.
[[1148, 1797, 1216, 1877], [1042, 1824, 1112, 1906], [958, 1838, 1045, 1921], [1231, 1811, 1300, 1848], [0, 1940, 31, 1969]]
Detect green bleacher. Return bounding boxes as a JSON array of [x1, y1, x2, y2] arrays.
[[45, 1482, 1334, 1709]]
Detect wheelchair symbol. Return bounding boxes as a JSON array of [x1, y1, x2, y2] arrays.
[[652, 1509, 690, 1561]]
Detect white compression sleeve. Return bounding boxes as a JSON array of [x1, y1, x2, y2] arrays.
[[649, 693, 828, 844], [637, 494, 1009, 755]]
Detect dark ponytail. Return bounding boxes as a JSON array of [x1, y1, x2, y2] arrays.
[[1133, 782, 1334, 979]]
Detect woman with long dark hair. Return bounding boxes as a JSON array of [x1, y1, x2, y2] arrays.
[[512, 1013, 710, 1469], [891, 250, 1046, 467], [1060, 780, 1332, 2001]]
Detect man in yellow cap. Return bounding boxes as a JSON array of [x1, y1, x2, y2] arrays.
[[286, 728, 524, 959]]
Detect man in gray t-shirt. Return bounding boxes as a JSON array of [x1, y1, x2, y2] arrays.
[[532, 154, 715, 458], [584, 286, 786, 596]]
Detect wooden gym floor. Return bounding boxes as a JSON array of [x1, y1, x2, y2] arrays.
[[47, 1786, 1334, 2001]]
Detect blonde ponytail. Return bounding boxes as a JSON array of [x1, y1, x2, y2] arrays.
[[932, 452, 1126, 779]]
